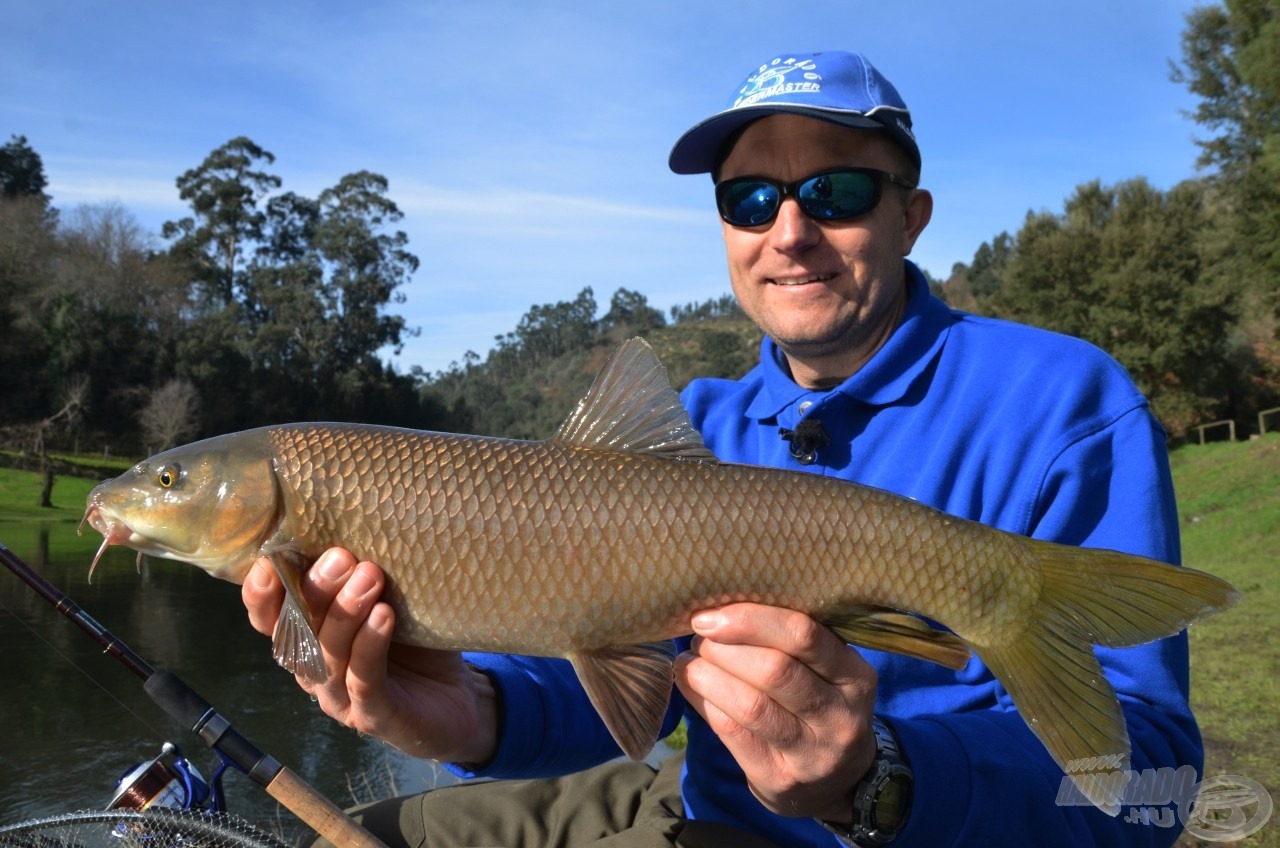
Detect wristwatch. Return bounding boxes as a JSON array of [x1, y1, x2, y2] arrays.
[[818, 716, 913, 846]]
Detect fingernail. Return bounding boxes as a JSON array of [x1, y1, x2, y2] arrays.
[[343, 563, 377, 599], [691, 611, 721, 632], [316, 550, 350, 581], [368, 604, 393, 634], [251, 561, 275, 589]]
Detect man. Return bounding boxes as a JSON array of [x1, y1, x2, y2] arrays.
[[243, 51, 1200, 846]]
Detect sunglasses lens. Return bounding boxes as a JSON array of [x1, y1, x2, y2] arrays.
[[798, 171, 879, 220], [717, 170, 888, 226], [717, 181, 781, 227]]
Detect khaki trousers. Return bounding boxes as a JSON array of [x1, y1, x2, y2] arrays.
[[328, 753, 782, 848]]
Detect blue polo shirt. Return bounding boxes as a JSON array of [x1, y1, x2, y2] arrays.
[[457, 261, 1199, 847]]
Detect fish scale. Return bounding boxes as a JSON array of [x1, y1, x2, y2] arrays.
[[84, 337, 1239, 814], [265, 423, 1058, 656]]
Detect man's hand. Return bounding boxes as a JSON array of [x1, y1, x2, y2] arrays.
[[673, 602, 878, 823], [242, 548, 498, 765]]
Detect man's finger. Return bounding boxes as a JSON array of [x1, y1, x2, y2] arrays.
[[314, 560, 385, 673], [692, 603, 869, 686], [242, 558, 283, 636], [346, 601, 397, 708]]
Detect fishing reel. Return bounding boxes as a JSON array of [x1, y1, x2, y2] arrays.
[[108, 742, 230, 814]]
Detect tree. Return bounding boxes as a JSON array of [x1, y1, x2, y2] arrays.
[[237, 174, 421, 420], [160, 141, 424, 427], [940, 232, 1016, 314], [669, 294, 743, 324], [994, 178, 1238, 435], [33, 376, 88, 507], [242, 190, 325, 418], [1171, 0, 1280, 179], [0, 135, 50, 204], [49, 204, 191, 439], [0, 194, 57, 423], [1171, 0, 1280, 423], [969, 232, 1014, 303], [138, 379, 201, 451], [1090, 179, 1236, 431], [601, 288, 666, 335], [995, 182, 1112, 342], [493, 287, 598, 373], [163, 136, 282, 306], [699, 329, 751, 378], [313, 171, 419, 407]]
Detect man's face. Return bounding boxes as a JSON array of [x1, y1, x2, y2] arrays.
[[717, 114, 931, 387]]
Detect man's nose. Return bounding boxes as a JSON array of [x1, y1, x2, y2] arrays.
[[769, 198, 821, 253]]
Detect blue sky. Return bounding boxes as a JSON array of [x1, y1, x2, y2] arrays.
[[4, 0, 1208, 376]]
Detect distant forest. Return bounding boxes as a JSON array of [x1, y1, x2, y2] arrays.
[[1, 0, 1276, 456]]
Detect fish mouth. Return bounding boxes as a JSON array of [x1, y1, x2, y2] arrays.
[[81, 504, 137, 582], [80, 500, 235, 580], [82, 502, 132, 543]]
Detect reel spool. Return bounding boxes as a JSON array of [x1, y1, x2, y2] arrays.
[[109, 742, 216, 812]]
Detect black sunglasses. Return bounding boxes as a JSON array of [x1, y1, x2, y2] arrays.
[[715, 167, 916, 228]]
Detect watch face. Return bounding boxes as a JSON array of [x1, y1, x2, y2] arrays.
[[872, 773, 914, 831]]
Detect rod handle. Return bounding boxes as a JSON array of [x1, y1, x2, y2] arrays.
[[266, 767, 389, 848]]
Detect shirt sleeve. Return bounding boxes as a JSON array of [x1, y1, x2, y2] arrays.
[[890, 406, 1201, 847], [444, 650, 686, 780]]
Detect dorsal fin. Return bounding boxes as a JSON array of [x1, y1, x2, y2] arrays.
[[552, 338, 719, 464]]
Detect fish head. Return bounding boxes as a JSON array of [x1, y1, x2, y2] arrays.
[[83, 432, 279, 583]]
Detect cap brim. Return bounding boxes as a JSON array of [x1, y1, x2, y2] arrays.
[[668, 105, 886, 175]]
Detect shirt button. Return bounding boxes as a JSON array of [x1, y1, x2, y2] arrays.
[[798, 401, 813, 413]]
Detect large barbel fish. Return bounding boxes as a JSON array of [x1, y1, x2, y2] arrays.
[[84, 338, 1238, 812]]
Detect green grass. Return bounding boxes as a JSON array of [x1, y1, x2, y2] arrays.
[[0, 468, 101, 523], [0, 439, 1276, 843], [0, 469, 104, 563], [1170, 435, 1279, 847]]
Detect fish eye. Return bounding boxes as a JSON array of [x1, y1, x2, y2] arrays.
[[156, 464, 181, 488]]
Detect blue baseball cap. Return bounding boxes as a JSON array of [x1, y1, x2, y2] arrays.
[[668, 51, 920, 175]]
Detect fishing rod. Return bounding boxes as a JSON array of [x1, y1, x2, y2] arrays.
[[0, 541, 387, 848]]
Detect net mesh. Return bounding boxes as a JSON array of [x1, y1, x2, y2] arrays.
[[0, 810, 290, 848]]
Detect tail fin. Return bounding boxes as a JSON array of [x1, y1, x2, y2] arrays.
[[974, 541, 1240, 814]]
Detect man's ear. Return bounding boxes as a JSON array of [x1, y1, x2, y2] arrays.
[[901, 189, 933, 257]]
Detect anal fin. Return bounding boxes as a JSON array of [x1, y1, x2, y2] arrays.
[[825, 605, 971, 670], [568, 641, 677, 760]]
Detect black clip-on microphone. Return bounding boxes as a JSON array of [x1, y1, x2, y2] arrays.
[[779, 418, 830, 465]]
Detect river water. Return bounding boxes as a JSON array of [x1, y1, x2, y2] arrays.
[[0, 523, 450, 842]]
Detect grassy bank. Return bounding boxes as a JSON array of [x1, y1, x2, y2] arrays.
[[1170, 435, 1278, 847], [0, 466, 102, 522], [0, 439, 1275, 842]]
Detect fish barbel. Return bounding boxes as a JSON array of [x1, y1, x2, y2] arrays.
[[83, 338, 1238, 813]]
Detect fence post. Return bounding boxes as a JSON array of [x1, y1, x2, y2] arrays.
[[1259, 407, 1280, 436], [1193, 420, 1236, 445]]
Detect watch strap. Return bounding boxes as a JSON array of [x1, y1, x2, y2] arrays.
[[818, 716, 913, 846]]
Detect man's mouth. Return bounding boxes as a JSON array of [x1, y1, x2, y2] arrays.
[[769, 273, 836, 286]]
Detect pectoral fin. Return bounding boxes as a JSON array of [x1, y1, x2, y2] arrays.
[[825, 605, 971, 670], [265, 554, 327, 684], [568, 641, 677, 760]]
